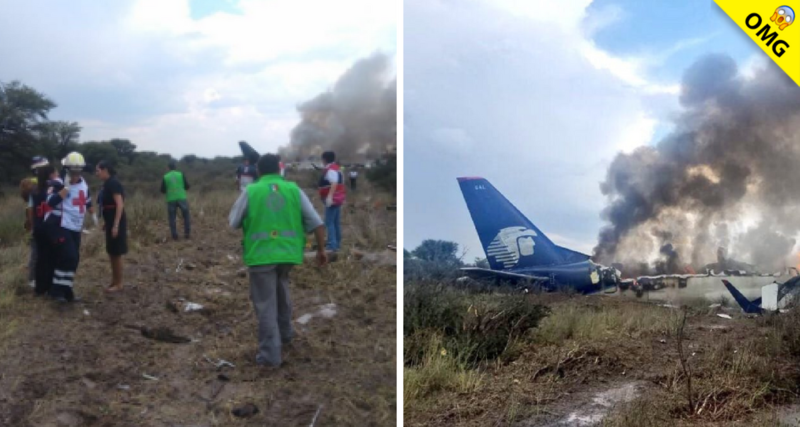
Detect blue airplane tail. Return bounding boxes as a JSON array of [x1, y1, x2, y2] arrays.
[[457, 177, 590, 271], [722, 280, 762, 314]]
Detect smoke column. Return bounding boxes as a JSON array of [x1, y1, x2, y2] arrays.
[[594, 54, 800, 274], [281, 52, 396, 162]]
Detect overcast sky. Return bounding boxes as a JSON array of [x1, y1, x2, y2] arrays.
[[404, 0, 766, 260], [0, 0, 396, 158]]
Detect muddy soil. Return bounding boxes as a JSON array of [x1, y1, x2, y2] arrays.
[[0, 189, 396, 426]]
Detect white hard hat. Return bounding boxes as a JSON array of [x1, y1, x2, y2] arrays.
[[63, 152, 86, 169]]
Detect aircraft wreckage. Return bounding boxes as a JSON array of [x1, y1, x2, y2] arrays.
[[455, 176, 800, 314]]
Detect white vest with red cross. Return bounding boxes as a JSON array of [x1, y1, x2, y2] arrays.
[[55, 179, 91, 232]]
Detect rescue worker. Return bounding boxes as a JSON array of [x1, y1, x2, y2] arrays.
[[349, 168, 358, 191], [318, 151, 346, 251], [96, 160, 127, 293], [22, 156, 50, 288], [30, 164, 58, 296], [228, 153, 327, 367], [48, 152, 93, 302], [236, 158, 257, 192], [161, 160, 191, 240]]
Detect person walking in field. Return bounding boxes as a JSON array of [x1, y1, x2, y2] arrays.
[[318, 151, 346, 251], [161, 160, 191, 240], [96, 160, 127, 293], [349, 169, 358, 191], [228, 153, 327, 367]]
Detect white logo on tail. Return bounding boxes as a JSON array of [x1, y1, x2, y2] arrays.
[[486, 226, 538, 268]]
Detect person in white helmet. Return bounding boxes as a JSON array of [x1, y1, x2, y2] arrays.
[[46, 152, 94, 302]]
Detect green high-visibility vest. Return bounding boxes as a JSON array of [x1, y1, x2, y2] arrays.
[[243, 175, 306, 266], [164, 171, 187, 202]]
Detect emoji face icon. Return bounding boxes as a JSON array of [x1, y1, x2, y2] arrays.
[[772, 6, 795, 30]]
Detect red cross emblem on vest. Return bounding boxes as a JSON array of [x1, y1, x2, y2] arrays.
[[72, 190, 87, 214], [36, 201, 52, 218]]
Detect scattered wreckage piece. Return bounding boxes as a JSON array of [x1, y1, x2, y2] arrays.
[[722, 275, 800, 315], [167, 299, 205, 313]]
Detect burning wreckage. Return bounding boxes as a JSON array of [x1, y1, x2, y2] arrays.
[[457, 55, 800, 316], [456, 178, 800, 315]]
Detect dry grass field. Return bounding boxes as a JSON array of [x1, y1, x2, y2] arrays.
[[0, 171, 396, 427], [404, 281, 800, 426]]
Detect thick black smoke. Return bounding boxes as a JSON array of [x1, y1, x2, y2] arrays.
[[281, 52, 396, 162], [594, 54, 800, 273]]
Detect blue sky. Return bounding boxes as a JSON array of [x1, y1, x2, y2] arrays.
[[404, 0, 774, 260], [0, 0, 396, 158]]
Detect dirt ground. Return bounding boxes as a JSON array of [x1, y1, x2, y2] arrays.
[[405, 294, 800, 427], [0, 186, 397, 426]]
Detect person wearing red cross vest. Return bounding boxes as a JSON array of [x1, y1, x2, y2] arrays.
[[47, 152, 94, 302], [318, 151, 346, 251], [228, 153, 327, 367], [30, 164, 59, 296]]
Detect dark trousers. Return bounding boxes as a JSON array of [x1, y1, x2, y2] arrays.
[[33, 227, 54, 296], [167, 200, 191, 239], [51, 228, 81, 301], [350, 177, 357, 190], [27, 236, 37, 282]]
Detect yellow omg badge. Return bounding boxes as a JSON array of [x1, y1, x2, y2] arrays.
[[715, 1, 799, 86]]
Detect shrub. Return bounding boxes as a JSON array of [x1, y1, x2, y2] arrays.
[[404, 281, 549, 367]]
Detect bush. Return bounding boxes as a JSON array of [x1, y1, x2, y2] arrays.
[[404, 281, 549, 367]]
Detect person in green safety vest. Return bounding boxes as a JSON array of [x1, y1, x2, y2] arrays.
[[228, 153, 327, 367], [160, 160, 192, 240]]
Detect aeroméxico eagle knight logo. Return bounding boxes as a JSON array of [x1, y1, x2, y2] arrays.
[[486, 226, 538, 268]]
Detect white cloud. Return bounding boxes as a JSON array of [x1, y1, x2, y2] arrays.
[[616, 112, 658, 154]]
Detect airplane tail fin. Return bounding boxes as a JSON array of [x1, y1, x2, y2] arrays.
[[457, 177, 589, 271], [722, 280, 762, 314]]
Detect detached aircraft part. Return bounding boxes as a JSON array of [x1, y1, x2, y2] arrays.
[[722, 276, 800, 315]]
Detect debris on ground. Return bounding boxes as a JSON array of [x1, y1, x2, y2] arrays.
[[296, 303, 338, 325], [140, 326, 192, 344], [232, 403, 260, 418], [167, 299, 205, 313], [717, 313, 733, 320], [203, 354, 235, 369]]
